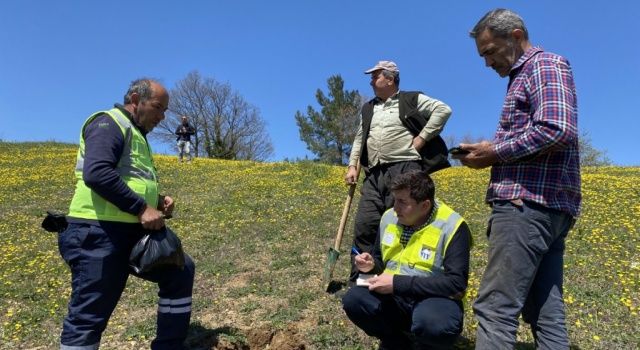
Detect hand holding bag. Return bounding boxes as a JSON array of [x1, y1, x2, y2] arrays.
[[129, 226, 185, 274]]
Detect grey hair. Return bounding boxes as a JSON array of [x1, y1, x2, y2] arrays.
[[381, 70, 400, 87], [123, 78, 160, 104], [469, 8, 529, 40]]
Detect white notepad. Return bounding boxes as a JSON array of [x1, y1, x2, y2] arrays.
[[356, 273, 376, 287]]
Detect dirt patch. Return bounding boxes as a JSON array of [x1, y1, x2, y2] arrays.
[[215, 337, 249, 350], [225, 271, 252, 289], [246, 326, 273, 349], [270, 327, 305, 350], [188, 323, 306, 350], [244, 325, 305, 350]]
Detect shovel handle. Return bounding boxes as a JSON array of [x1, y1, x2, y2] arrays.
[[334, 163, 362, 251]]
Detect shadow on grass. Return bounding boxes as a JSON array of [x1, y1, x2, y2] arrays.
[[185, 323, 247, 350]]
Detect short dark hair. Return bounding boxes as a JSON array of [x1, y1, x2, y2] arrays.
[[390, 170, 435, 203], [469, 8, 529, 40], [123, 78, 159, 104]]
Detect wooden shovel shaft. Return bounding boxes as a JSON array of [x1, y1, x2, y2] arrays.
[[333, 163, 361, 251]]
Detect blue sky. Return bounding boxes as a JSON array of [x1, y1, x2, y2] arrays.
[[1, 1, 637, 165]]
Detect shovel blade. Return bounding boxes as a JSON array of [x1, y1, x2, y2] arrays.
[[322, 247, 341, 287]]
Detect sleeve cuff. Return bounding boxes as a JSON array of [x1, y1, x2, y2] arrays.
[[129, 200, 147, 217], [393, 275, 412, 295], [418, 131, 430, 141], [493, 141, 512, 163]]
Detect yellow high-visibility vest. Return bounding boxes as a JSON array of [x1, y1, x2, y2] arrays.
[[380, 201, 465, 277], [68, 108, 158, 223]]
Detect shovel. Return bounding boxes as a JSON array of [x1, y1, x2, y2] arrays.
[[323, 163, 361, 291]]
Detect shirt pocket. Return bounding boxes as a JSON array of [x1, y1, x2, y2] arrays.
[[500, 90, 531, 133]]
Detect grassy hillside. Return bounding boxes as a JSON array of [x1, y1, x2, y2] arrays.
[[0, 142, 638, 349]]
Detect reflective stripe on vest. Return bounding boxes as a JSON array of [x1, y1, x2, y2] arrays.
[[68, 108, 159, 223], [379, 201, 464, 277]]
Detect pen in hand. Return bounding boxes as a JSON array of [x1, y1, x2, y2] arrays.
[[352, 247, 375, 275]]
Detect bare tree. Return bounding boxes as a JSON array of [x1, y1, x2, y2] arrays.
[[153, 72, 207, 157], [579, 130, 611, 166], [154, 71, 273, 161]]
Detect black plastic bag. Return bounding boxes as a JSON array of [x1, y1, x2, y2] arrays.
[[129, 226, 185, 274], [41, 211, 68, 233]]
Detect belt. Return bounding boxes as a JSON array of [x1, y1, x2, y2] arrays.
[[491, 198, 524, 207], [365, 160, 421, 174]]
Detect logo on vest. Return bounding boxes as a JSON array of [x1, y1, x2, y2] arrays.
[[382, 233, 395, 246], [419, 246, 432, 260]]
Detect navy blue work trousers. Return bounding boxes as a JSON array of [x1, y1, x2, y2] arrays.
[[342, 286, 463, 350], [58, 222, 195, 350]]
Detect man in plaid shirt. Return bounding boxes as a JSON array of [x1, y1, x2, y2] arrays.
[[454, 9, 581, 350]]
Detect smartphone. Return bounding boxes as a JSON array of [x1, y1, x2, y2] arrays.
[[448, 147, 470, 155]]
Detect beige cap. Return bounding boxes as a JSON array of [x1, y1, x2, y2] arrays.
[[364, 60, 399, 74]]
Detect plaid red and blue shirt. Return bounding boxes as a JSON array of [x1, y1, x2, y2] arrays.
[[489, 47, 581, 217]]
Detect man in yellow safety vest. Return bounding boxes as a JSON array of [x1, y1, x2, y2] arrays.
[[58, 78, 195, 350], [342, 170, 471, 350]]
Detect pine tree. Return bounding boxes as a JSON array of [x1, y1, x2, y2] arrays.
[[295, 75, 364, 164]]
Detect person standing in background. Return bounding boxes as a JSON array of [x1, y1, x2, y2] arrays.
[[175, 115, 195, 163]]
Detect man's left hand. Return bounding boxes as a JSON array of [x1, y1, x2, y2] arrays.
[[412, 136, 426, 151], [158, 195, 175, 216], [368, 273, 394, 294], [454, 141, 499, 169]]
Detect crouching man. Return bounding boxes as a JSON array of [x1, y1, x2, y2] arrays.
[[342, 170, 471, 350]]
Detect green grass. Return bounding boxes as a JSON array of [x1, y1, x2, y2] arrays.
[[0, 142, 638, 349]]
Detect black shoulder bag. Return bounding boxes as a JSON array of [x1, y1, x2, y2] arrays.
[[398, 91, 451, 174]]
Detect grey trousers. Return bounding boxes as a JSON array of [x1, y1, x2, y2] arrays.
[[473, 200, 574, 350]]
